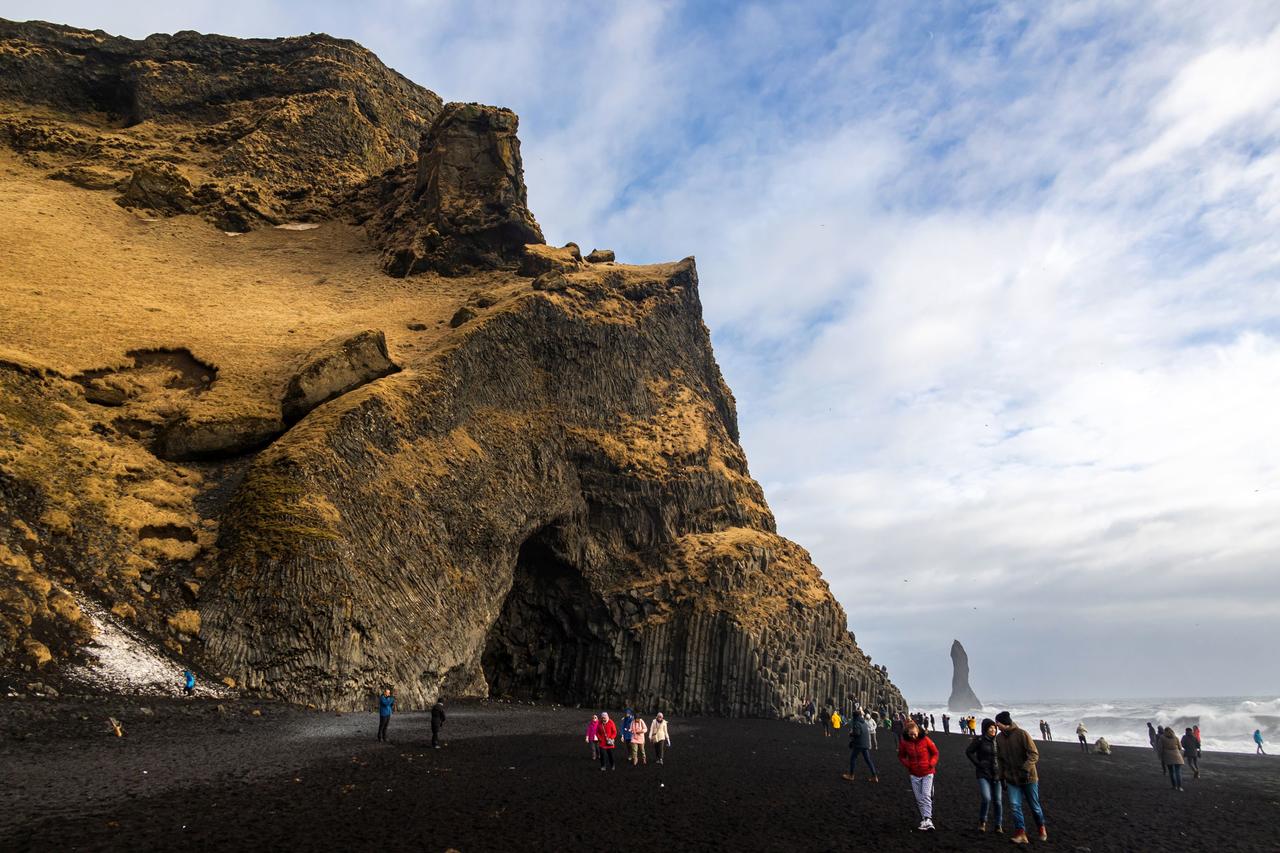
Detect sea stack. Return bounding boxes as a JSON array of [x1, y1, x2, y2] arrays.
[[948, 639, 983, 711]]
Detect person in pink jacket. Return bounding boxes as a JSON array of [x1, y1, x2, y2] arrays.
[[629, 715, 649, 766], [585, 714, 601, 760]]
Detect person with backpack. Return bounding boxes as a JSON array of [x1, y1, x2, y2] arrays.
[[430, 697, 446, 748], [898, 719, 939, 831], [965, 718, 1003, 834], [995, 711, 1046, 844], [376, 687, 395, 742], [598, 712, 619, 770], [819, 706, 833, 737], [181, 669, 195, 697], [585, 714, 601, 760], [843, 710, 879, 782], [1180, 727, 1200, 779], [649, 713, 671, 764]]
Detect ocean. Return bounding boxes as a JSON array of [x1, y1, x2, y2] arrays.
[[917, 696, 1277, 754]]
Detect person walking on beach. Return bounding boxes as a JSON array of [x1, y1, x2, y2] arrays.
[[598, 712, 619, 770], [1193, 724, 1201, 747], [650, 713, 671, 764], [1076, 722, 1088, 753], [621, 708, 635, 755], [586, 714, 601, 760], [1180, 728, 1200, 779], [831, 709, 843, 732], [1157, 726, 1185, 791], [995, 711, 1047, 844], [969, 717, 977, 736], [430, 697, 446, 748], [892, 715, 904, 746], [843, 710, 879, 782], [1254, 729, 1266, 755], [820, 706, 833, 737], [965, 718, 1003, 834], [182, 669, 195, 697], [804, 698, 816, 725], [930, 713, 936, 731], [1147, 722, 1158, 747], [897, 720, 939, 831], [868, 712, 880, 749], [1044, 722, 1052, 741], [629, 714, 648, 766], [377, 687, 395, 742], [943, 714, 951, 734]]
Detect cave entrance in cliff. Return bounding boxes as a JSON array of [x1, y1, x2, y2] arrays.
[[481, 530, 607, 704]]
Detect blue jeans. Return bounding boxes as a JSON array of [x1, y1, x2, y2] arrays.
[[1169, 764, 1182, 788], [978, 778, 1002, 827], [1007, 782, 1044, 830], [849, 748, 877, 776]]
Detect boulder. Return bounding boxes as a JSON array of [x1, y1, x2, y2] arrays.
[[586, 248, 615, 263], [449, 306, 477, 328], [531, 271, 569, 292], [947, 639, 983, 711], [116, 163, 196, 215], [281, 330, 400, 425], [519, 243, 583, 277], [155, 414, 283, 461]]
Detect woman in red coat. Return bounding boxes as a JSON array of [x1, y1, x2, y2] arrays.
[[898, 720, 939, 831], [597, 712, 619, 770]]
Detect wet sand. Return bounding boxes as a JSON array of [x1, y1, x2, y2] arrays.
[[2, 696, 1277, 852]]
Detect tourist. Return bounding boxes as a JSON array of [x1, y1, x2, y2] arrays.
[[843, 710, 879, 782], [585, 714, 601, 760], [819, 706, 832, 737], [182, 669, 195, 697], [897, 720, 938, 831], [430, 697, 446, 748], [1254, 729, 1266, 755], [650, 713, 671, 764], [868, 712, 880, 749], [995, 710, 1047, 844], [1193, 724, 1201, 747], [965, 718, 1003, 834], [891, 715, 904, 746], [1076, 722, 1088, 753], [1147, 721, 1158, 747], [377, 687, 394, 743], [804, 698, 816, 725], [831, 708, 843, 732], [969, 717, 977, 736], [930, 713, 936, 731], [1044, 721, 1052, 741], [1180, 727, 1200, 779], [1156, 726, 1167, 774], [1095, 737, 1111, 755], [1038, 719, 1048, 740], [598, 712, 619, 770], [621, 708, 635, 754], [943, 713, 951, 734], [1157, 726, 1185, 791], [629, 713, 648, 766]]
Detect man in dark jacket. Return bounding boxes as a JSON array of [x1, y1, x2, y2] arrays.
[[966, 718, 1002, 833], [842, 710, 879, 782], [430, 698, 446, 748], [996, 711, 1046, 844], [1180, 728, 1200, 778], [377, 688, 395, 742]]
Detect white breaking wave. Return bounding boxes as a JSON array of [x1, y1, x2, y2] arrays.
[[920, 696, 1277, 754]]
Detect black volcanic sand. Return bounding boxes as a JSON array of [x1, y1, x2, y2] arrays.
[[2, 698, 1278, 852]]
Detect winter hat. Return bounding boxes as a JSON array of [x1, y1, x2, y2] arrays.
[[995, 711, 1013, 726], [981, 717, 996, 731]]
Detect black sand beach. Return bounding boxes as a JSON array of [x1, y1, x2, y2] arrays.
[[2, 697, 1277, 852]]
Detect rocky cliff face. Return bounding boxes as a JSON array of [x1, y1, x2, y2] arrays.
[[0, 18, 905, 716]]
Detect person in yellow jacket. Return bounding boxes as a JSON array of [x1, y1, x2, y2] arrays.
[[831, 710, 843, 730]]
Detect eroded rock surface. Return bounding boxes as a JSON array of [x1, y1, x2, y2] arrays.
[[0, 20, 904, 718], [948, 639, 982, 711]]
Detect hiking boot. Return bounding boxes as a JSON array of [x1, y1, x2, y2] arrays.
[[1037, 826, 1048, 841], [996, 826, 1004, 834], [841, 773, 855, 781], [1010, 829, 1029, 844], [979, 822, 987, 832]]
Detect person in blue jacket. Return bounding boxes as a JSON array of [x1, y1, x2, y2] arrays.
[[621, 708, 635, 752], [377, 687, 395, 742], [182, 669, 195, 697]]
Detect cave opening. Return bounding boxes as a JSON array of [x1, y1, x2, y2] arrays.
[[481, 530, 610, 705]]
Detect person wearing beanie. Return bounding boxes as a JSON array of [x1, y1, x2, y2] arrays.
[[897, 719, 939, 831], [965, 718, 1003, 833], [995, 711, 1046, 844], [843, 709, 879, 783], [597, 712, 619, 770]]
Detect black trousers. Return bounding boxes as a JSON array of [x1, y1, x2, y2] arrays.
[[599, 748, 615, 769], [431, 726, 441, 747], [377, 715, 390, 741]]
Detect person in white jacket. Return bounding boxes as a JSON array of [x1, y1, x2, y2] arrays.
[[649, 713, 672, 765]]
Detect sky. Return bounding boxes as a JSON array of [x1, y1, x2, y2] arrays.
[[6, 0, 1280, 703]]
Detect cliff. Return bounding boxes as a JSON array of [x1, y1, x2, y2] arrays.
[[0, 18, 905, 716]]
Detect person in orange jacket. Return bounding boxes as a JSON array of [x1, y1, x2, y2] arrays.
[[597, 712, 619, 771], [898, 719, 940, 831]]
